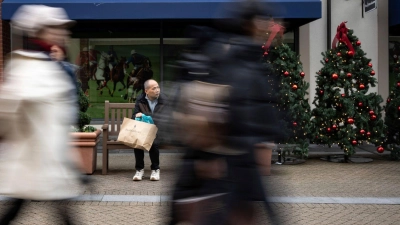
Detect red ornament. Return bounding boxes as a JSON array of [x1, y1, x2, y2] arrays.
[[387, 98, 391, 103], [263, 52, 268, 56], [358, 102, 363, 107], [370, 70, 375, 76], [369, 110, 375, 115], [337, 52, 341, 56], [368, 62, 373, 67], [398, 106, 400, 111], [293, 122, 297, 127], [370, 114, 377, 120], [360, 129, 365, 135], [292, 84, 298, 90], [262, 45, 265, 49], [284, 71, 289, 76], [397, 82, 400, 87], [347, 51, 354, 57], [359, 84, 365, 90], [377, 146, 384, 153], [341, 93, 345, 97], [366, 132, 371, 137], [356, 40, 361, 46], [332, 73, 339, 80], [327, 128, 331, 133], [319, 90, 324, 95], [351, 140, 357, 146], [300, 72, 305, 77], [347, 118, 354, 124], [346, 72, 352, 78], [318, 71, 321, 75], [325, 58, 329, 63], [332, 124, 337, 130]]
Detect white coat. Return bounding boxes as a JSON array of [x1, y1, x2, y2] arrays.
[[0, 50, 81, 200]]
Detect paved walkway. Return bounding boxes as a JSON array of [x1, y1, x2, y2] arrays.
[[0, 146, 399, 224]]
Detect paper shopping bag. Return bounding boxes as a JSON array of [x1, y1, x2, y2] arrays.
[[117, 117, 158, 151]]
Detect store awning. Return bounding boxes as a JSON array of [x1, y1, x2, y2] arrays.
[[2, 0, 321, 21]]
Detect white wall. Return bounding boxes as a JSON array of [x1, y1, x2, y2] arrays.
[[300, 0, 389, 107]]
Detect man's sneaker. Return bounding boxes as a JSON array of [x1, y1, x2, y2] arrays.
[[150, 169, 160, 181], [133, 170, 144, 181]]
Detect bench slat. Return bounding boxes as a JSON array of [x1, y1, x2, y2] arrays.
[[128, 109, 133, 118], [117, 109, 121, 132], [111, 108, 115, 133]]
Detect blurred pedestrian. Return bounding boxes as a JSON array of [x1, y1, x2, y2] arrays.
[[169, 1, 283, 224], [0, 5, 82, 224]]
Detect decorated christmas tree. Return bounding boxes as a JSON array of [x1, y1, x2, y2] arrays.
[[311, 22, 386, 158], [262, 23, 312, 158], [383, 56, 400, 160]]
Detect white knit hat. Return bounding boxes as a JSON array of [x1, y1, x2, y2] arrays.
[[11, 5, 75, 37]]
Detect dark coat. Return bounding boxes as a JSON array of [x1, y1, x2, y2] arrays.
[[132, 93, 171, 144]]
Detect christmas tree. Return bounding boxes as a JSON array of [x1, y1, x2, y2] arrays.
[[311, 22, 386, 158], [383, 55, 400, 160], [262, 23, 312, 158]]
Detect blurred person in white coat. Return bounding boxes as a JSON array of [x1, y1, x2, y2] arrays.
[[0, 5, 82, 224]]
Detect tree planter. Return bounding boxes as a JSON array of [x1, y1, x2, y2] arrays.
[[70, 129, 101, 174]]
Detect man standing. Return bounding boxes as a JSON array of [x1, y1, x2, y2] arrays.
[[132, 79, 167, 181]]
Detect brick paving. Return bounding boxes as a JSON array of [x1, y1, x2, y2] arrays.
[[0, 147, 399, 224]]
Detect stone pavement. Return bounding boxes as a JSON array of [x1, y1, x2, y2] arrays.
[[0, 145, 399, 225]]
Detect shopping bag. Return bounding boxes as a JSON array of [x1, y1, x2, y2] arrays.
[[117, 117, 158, 151]]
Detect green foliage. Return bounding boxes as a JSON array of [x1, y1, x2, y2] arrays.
[[384, 58, 400, 160], [76, 80, 94, 132], [264, 43, 312, 159], [311, 27, 386, 156]]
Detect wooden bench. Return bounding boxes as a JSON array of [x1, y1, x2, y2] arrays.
[[102, 100, 136, 174]]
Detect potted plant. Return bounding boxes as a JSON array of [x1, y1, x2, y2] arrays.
[[70, 81, 101, 174]]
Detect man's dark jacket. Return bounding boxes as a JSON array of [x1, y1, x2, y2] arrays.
[[132, 93, 170, 144]]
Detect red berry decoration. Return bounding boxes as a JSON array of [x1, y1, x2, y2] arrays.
[[332, 124, 337, 129], [347, 51, 354, 57], [377, 146, 384, 153], [368, 62, 373, 67], [337, 52, 341, 56], [293, 122, 297, 127], [358, 102, 363, 107], [341, 93, 345, 97], [356, 40, 361, 46], [369, 110, 375, 115], [351, 140, 357, 146], [360, 129, 365, 135], [292, 84, 298, 90], [347, 118, 354, 124], [346, 72, 352, 78], [300, 72, 305, 77], [325, 58, 329, 63], [359, 84, 365, 90], [370, 114, 377, 120], [284, 71, 289, 76], [370, 70, 375, 76], [366, 132, 371, 137]]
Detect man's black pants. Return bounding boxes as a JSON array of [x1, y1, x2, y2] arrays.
[[134, 144, 160, 170]]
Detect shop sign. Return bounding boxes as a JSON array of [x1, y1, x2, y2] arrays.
[[364, 0, 377, 13]]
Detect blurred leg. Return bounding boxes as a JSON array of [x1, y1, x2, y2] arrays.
[[0, 199, 24, 225]]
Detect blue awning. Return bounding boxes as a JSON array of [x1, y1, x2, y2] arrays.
[[390, 0, 400, 27], [2, 0, 321, 20]]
